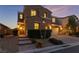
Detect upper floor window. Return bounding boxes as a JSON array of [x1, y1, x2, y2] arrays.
[[31, 9, 36, 16], [42, 21, 45, 23], [43, 13, 47, 18], [52, 18, 55, 22], [19, 13, 23, 19]]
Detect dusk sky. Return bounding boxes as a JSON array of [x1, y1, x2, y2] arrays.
[[0, 5, 79, 29]]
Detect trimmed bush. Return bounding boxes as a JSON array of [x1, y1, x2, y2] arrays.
[[49, 38, 64, 45], [28, 30, 51, 39]]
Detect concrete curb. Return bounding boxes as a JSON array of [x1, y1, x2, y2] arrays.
[[19, 42, 79, 53]]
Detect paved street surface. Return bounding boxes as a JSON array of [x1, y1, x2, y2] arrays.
[[1, 35, 79, 53], [52, 45, 79, 53]]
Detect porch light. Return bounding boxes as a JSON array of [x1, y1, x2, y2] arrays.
[[17, 25, 20, 28], [19, 27, 23, 30]]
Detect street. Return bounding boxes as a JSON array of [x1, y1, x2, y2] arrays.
[[52, 45, 79, 53]]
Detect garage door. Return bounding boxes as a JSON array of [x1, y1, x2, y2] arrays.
[[51, 28, 59, 35]]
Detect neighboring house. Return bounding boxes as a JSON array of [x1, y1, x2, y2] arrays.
[[51, 16, 69, 35], [56, 17, 69, 35], [0, 23, 12, 36], [51, 15, 79, 35]]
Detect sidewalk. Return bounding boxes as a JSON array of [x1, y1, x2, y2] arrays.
[[52, 35, 79, 43]]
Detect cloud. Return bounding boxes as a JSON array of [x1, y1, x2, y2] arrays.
[[43, 5, 72, 17]]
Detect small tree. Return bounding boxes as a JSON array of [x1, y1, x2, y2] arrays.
[[67, 15, 77, 34]]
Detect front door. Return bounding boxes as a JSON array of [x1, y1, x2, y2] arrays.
[[17, 22, 26, 37]]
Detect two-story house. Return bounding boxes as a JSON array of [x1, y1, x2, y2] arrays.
[[51, 16, 69, 35], [17, 5, 79, 37], [51, 15, 79, 35], [17, 5, 52, 37]]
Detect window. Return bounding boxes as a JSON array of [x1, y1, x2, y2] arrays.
[[52, 18, 55, 22], [31, 9, 36, 16], [34, 23, 39, 29], [42, 21, 45, 23], [45, 25, 52, 30], [19, 13, 23, 19], [43, 13, 47, 18], [49, 25, 52, 30], [45, 26, 48, 30]]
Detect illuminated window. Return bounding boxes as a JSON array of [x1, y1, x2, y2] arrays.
[[43, 13, 47, 18], [45, 26, 48, 30], [19, 13, 23, 19], [52, 18, 55, 22], [49, 25, 52, 30], [45, 25, 52, 30], [34, 23, 39, 29], [42, 21, 45, 23], [31, 10, 36, 16]]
